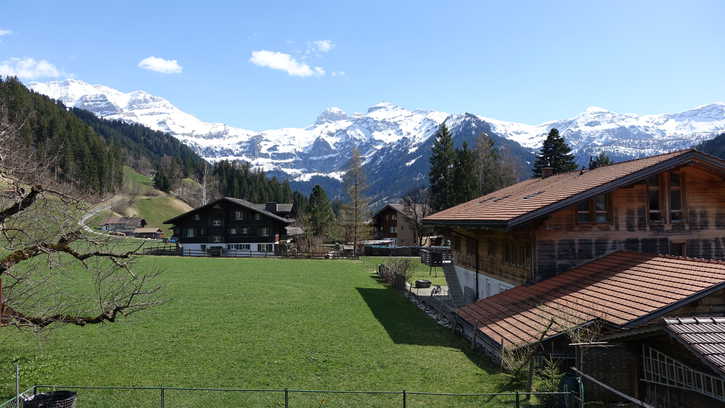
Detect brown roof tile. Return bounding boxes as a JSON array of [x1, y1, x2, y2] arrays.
[[457, 251, 725, 349], [665, 316, 725, 375], [424, 149, 724, 227]]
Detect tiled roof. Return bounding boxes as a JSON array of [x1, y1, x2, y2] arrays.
[[375, 203, 428, 219], [424, 149, 725, 228], [163, 197, 293, 224], [103, 217, 144, 226], [456, 251, 725, 349], [665, 316, 725, 375], [134, 227, 162, 233]]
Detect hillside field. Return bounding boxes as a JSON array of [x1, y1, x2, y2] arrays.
[[1, 257, 510, 407]]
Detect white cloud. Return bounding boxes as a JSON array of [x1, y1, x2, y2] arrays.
[[0, 29, 11, 36], [249, 50, 325, 77], [0, 57, 61, 79], [312, 40, 334, 53], [331, 71, 345, 77], [138, 56, 183, 74]]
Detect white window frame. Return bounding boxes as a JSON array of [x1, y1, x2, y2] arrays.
[[185, 228, 195, 238]]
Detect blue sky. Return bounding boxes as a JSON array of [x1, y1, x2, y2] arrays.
[[1, 1, 724, 130]]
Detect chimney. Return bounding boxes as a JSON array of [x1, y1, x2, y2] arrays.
[[541, 167, 554, 179]]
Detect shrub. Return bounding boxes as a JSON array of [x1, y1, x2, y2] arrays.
[[378, 259, 413, 290]]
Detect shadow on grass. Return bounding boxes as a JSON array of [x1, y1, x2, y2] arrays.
[[356, 287, 501, 376]]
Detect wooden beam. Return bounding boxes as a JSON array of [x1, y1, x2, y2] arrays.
[[570, 367, 654, 408]]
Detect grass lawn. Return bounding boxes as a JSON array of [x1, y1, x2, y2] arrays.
[[1, 257, 510, 407], [131, 196, 189, 237]]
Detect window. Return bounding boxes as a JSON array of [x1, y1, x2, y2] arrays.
[[647, 176, 662, 222], [671, 242, 686, 256], [241, 227, 249, 235], [185, 228, 195, 238], [235, 211, 244, 220], [259, 227, 269, 237], [212, 235, 222, 243], [390, 226, 396, 233], [254, 213, 261, 221], [504, 242, 530, 266], [576, 194, 610, 224], [193, 214, 200, 221], [212, 219, 223, 227], [229, 227, 237, 235], [670, 173, 683, 223]]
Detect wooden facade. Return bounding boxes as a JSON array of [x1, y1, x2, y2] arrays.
[[164, 198, 292, 255], [446, 162, 725, 287], [372, 204, 419, 246]]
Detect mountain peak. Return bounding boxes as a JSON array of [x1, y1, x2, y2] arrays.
[[315, 107, 349, 124], [584, 106, 609, 114], [367, 101, 401, 113]]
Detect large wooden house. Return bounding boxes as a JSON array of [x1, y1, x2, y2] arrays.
[[423, 149, 725, 303], [372, 203, 427, 247], [164, 197, 294, 256]]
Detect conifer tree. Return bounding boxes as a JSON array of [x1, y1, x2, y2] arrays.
[[342, 148, 370, 257], [453, 141, 477, 205], [473, 132, 517, 195], [428, 123, 457, 211], [306, 184, 335, 237], [532, 128, 577, 177], [588, 151, 613, 169]]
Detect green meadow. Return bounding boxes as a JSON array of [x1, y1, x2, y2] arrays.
[[1, 256, 510, 407]]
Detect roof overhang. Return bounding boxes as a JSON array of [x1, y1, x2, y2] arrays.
[[163, 197, 293, 225], [425, 150, 725, 229]]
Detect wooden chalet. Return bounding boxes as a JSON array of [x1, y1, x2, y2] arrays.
[[423, 149, 725, 304], [372, 203, 427, 247], [163, 197, 293, 256]]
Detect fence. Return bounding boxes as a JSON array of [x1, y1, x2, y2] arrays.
[[139, 245, 358, 260], [2, 385, 574, 407]]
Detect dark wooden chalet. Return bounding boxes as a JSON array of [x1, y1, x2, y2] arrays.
[[163, 197, 293, 256]]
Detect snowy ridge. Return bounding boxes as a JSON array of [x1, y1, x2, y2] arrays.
[[28, 79, 725, 198]]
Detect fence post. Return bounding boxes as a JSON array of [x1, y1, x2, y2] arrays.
[[284, 388, 289, 408], [160, 386, 165, 408], [15, 364, 20, 408], [402, 390, 406, 408], [515, 391, 520, 408]]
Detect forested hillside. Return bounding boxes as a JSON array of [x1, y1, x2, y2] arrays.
[[696, 133, 725, 159], [0, 77, 123, 194], [213, 160, 307, 211], [72, 108, 207, 181]]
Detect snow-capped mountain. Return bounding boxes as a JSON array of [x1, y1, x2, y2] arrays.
[[28, 79, 725, 199]]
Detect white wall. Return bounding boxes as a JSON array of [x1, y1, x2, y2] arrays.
[[180, 243, 276, 256], [454, 265, 515, 302]]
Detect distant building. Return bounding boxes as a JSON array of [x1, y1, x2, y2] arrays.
[[133, 227, 163, 240], [163, 197, 293, 256], [102, 217, 147, 235], [372, 203, 428, 247]]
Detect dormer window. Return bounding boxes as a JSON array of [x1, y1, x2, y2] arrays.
[[576, 194, 610, 224]]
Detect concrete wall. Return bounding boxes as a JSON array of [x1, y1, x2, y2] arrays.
[[454, 264, 514, 304]]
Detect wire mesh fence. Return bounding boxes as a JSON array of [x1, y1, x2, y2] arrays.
[[0, 385, 575, 407]]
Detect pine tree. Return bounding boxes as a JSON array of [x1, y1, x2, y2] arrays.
[[588, 151, 613, 169], [306, 184, 335, 237], [453, 142, 477, 205], [428, 123, 457, 211], [342, 148, 370, 257], [532, 128, 577, 177]]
